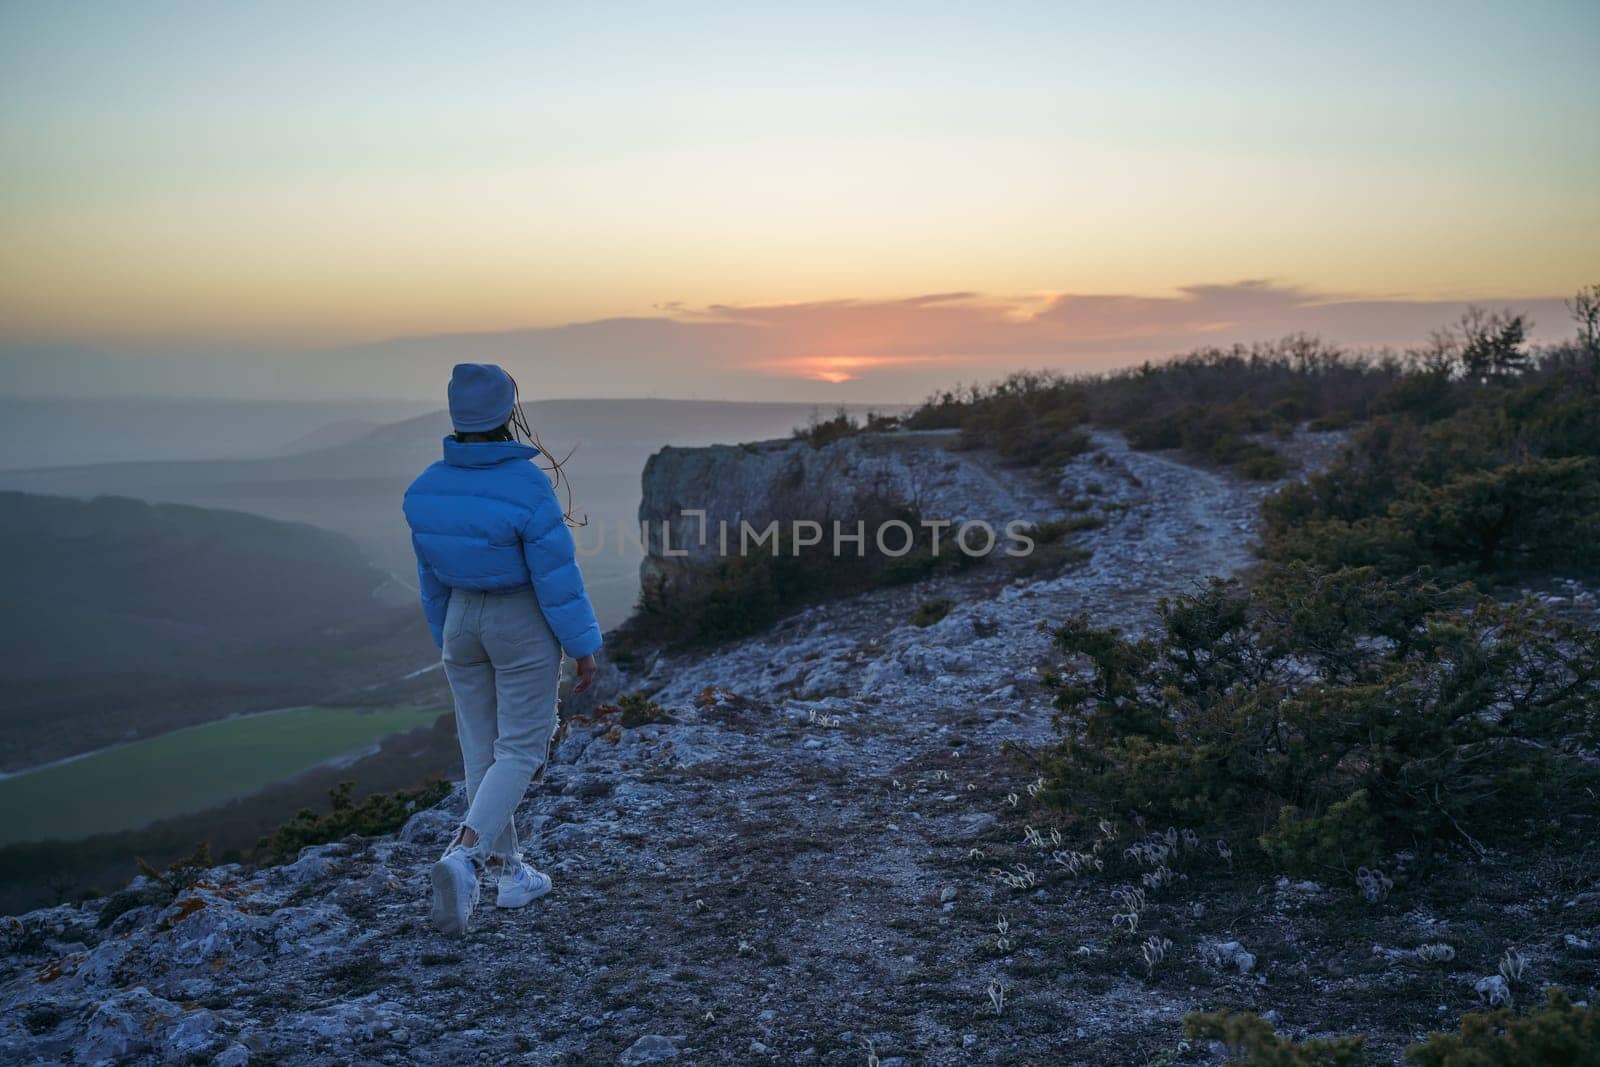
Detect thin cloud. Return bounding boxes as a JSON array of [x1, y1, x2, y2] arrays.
[[0, 281, 1579, 403], [689, 281, 1574, 378]]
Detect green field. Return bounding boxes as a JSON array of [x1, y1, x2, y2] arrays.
[[0, 705, 445, 845]]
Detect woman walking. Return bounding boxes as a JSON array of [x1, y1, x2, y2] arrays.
[[403, 363, 601, 936]]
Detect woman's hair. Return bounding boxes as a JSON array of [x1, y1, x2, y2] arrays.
[[451, 372, 586, 527], [453, 425, 515, 443]]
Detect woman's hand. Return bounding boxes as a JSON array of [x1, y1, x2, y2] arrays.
[[573, 654, 599, 694]]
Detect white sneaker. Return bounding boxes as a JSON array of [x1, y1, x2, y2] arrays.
[[495, 856, 553, 909], [429, 847, 480, 935]]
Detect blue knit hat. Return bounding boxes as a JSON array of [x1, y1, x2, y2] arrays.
[[447, 363, 516, 433]]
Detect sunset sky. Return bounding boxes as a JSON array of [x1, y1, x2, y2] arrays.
[[2, 1, 1596, 400]]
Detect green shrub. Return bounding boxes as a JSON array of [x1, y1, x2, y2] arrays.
[[1263, 372, 1600, 584], [1260, 791, 1381, 872], [635, 557, 784, 645], [1308, 409, 1357, 432], [877, 550, 943, 586], [982, 417, 1093, 470], [1043, 570, 1600, 870], [629, 474, 983, 647], [911, 598, 954, 627], [1394, 458, 1599, 574], [926, 371, 1094, 470], [1023, 514, 1105, 543], [1124, 403, 1293, 479], [1009, 542, 1093, 579], [98, 842, 215, 927], [794, 409, 861, 448], [906, 339, 1398, 479], [96, 885, 168, 929], [1269, 458, 1600, 581], [1235, 447, 1293, 480], [907, 323, 1600, 498], [617, 692, 673, 728], [134, 841, 212, 898], [1377, 370, 1458, 420], [1454, 308, 1532, 383], [1184, 1010, 1367, 1065], [630, 491, 989, 646], [793, 408, 903, 447], [633, 537, 949, 646], [1406, 989, 1600, 1066], [256, 779, 451, 863]]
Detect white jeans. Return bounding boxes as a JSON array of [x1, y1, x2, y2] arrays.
[[441, 587, 563, 865]]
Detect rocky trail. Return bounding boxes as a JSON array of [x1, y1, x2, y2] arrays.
[[3, 431, 1442, 1066]]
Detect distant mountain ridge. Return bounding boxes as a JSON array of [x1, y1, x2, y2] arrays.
[[0, 397, 433, 471], [0, 319, 858, 405]]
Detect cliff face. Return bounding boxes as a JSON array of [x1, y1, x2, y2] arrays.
[[636, 429, 1058, 596]]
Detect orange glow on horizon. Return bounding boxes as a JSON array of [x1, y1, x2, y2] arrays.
[[757, 353, 964, 385]]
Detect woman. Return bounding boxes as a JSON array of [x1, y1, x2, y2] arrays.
[[403, 362, 601, 936]]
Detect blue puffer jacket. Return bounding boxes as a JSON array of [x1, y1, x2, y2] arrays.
[[403, 437, 602, 658]]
